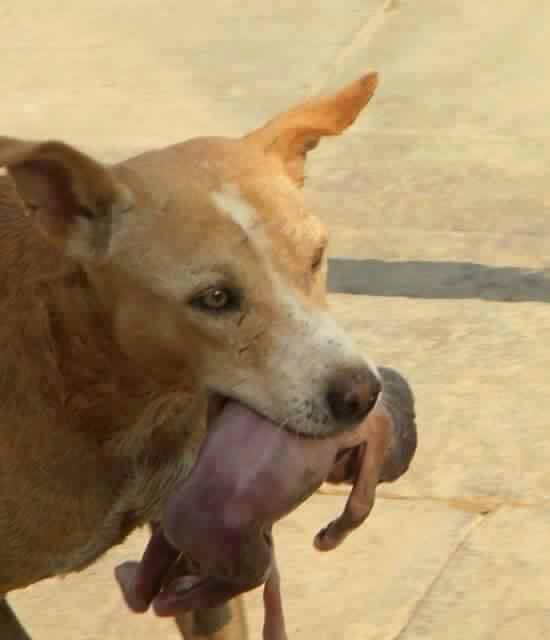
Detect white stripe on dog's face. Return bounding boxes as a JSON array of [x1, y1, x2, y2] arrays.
[[211, 183, 269, 246], [211, 184, 256, 233]]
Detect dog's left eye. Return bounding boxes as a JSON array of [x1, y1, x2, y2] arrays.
[[191, 287, 241, 313]]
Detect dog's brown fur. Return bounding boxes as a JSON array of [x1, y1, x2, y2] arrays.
[[0, 73, 379, 639]]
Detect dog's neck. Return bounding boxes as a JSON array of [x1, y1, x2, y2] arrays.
[[0, 177, 187, 438]]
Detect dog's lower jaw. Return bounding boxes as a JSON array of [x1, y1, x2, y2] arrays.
[[206, 392, 363, 442]]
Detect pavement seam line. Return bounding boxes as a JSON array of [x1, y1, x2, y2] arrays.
[[389, 511, 490, 640], [376, 494, 549, 514], [362, 126, 550, 143], [317, 486, 549, 514], [309, 0, 397, 94]]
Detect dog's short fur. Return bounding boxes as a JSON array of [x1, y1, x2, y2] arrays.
[[0, 73, 379, 639]]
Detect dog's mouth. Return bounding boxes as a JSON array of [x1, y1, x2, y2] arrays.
[[205, 391, 230, 428], [115, 396, 377, 617]]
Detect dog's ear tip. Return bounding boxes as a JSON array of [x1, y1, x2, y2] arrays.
[[362, 71, 379, 84], [356, 72, 379, 97]]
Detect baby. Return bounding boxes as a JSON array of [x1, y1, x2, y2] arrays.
[[263, 367, 417, 639], [116, 367, 417, 639]]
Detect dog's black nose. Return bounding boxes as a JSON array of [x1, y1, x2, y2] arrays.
[[326, 367, 381, 427]]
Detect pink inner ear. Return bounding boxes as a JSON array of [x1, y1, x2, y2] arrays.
[[3, 141, 133, 259], [4, 139, 129, 220], [9, 160, 79, 243], [23, 159, 74, 209]]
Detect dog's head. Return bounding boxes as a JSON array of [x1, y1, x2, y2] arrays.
[[0, 73, 379, 438]]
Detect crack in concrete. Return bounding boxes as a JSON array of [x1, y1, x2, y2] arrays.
[[390, 511, 488, 640]]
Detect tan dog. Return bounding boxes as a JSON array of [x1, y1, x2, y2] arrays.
[[0, 73, 383, 639]]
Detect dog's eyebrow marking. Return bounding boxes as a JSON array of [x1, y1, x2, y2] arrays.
[[211, 184, 258, 234], [211, 184, 271, 260]]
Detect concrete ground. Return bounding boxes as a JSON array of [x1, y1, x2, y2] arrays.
[[3, 1, 549, 638]]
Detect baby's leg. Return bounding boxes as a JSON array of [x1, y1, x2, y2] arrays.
[[315, 366, 417, 551], [314, 409, 390, 551]]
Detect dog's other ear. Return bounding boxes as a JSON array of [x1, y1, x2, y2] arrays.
[[243, 72, 378, 186], [0, 137, 134, 260]]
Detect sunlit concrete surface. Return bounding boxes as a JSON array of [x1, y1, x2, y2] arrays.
[[4, 1, 549, 637]]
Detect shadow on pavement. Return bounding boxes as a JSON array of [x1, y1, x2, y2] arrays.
[[328, 258, 550, 303]]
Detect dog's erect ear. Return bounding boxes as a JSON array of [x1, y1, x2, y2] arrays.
[[0, 137, 134, 260], [243, 72, 378, 186]]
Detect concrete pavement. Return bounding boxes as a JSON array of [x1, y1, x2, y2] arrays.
[[3, 1, 549, 638]]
